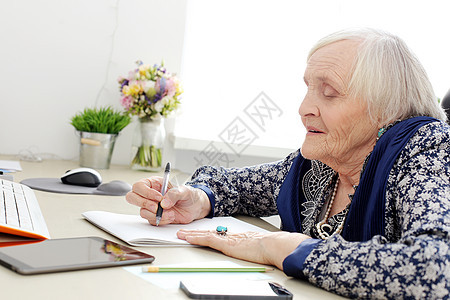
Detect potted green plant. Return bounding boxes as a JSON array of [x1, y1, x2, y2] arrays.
[[71, 106, 131, 169]]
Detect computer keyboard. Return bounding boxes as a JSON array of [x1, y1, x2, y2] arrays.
[[0, 179, 50, 240]]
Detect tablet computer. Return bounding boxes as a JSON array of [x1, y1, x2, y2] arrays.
[[0, 236, 155, 275]]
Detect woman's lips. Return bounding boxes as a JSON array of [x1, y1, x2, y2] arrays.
[[306, 126, 325, 134]]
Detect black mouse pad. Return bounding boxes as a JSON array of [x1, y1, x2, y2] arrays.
[[20, 178, 130, 196]]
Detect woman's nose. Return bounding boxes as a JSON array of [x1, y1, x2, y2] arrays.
[[298, 90, 319, 117]]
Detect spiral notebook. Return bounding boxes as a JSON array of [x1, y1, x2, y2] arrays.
[[82, 211, 268, 247]]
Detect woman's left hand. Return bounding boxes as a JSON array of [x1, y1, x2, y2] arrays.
[[176, 229, 311, 270]]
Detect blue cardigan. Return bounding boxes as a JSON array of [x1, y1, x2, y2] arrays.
[[188, 117, 449, 298], [280, 117, 437, 276]]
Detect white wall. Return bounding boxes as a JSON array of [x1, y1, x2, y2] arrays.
[[0, 0, 186, 166], [2, 0, 449, 175], [174, 0, 450, 174]]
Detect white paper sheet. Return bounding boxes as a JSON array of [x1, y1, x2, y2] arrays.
[[123, 261, 271, 290], [82, 211, 269, 246], [0, 160, 22, 172]]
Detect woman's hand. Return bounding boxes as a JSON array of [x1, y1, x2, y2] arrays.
[[177, 229, 311, 270], [126, 177, 211, 226]]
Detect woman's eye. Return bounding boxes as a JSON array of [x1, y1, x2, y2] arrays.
[[323, 85, 339, 98]]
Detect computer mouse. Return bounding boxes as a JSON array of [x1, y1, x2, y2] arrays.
[[61, 168, 102, 187], [95, 180, 132, 196]]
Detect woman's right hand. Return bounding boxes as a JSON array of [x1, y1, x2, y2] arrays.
[[125, 177, 211, 226]]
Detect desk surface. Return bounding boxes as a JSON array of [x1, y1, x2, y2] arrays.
[[0, 157, 343, 300]]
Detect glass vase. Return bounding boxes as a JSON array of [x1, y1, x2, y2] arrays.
[[131, 118, 165, 171]]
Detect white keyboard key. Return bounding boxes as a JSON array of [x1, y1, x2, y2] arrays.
[[1, 180, 13, 191], [0, 192, 6, 223], [15, 193, 33, 230], [12, 182, 25, 195], [5, 190, 19, 227]]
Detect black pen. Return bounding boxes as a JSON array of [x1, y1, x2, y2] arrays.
[[156, 162, 171, 226]]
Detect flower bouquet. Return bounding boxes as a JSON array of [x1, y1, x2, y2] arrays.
[[118, 61, 182, 170]]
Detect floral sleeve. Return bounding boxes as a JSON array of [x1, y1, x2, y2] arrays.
[[300, 123, 450, 299], [185, 150, 300, 217]]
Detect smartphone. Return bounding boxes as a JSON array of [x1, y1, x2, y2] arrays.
[[0, 236, 155, 275], [180, 279, 293, 299]]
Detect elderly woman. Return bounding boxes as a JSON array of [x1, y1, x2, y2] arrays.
[[126, 28, 449, 299]]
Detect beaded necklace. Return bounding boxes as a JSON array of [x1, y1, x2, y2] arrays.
[[313, 121, 401, 239], [315, 178, 347, 239]]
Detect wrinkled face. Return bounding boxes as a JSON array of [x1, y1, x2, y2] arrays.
[[299, 40, 378, 166]]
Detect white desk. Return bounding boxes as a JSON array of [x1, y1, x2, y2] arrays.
[[0, 157, 343, 299]]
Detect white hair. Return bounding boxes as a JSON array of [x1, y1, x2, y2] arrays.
[[308, 28, 447, 125]]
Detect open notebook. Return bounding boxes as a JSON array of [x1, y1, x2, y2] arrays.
[[82, 211, 268, 246]]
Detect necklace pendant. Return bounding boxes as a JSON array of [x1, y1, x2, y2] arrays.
[[320, 223, 333, 236], [315, 222, 332, 239]]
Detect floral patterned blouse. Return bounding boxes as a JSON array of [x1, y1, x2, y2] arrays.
[[186, 121, 450, 299]]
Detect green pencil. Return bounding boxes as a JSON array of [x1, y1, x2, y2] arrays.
[[142, 266, 274, 273]]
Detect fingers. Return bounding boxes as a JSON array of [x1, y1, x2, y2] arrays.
[[161, 185, 192, 209], [177, 229, 221, 247], [177, 230, 309, 270], [177, 229, 212, 239], [140, 208, 175, 226], [177, 229, 254, 248], [133, 178, 164, 200], [163, 186, 211, 221], [126, 178, 201, 226], [126, 177, 168, 210]]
